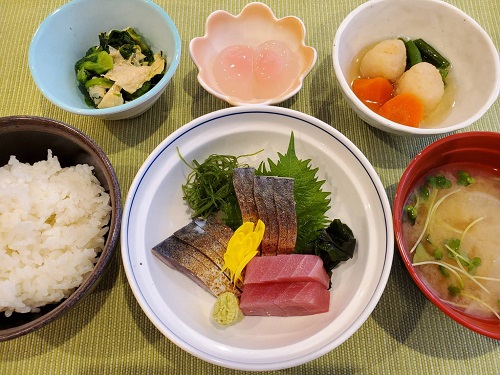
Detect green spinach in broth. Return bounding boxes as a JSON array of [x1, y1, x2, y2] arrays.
[[403, 164, 500, 320]]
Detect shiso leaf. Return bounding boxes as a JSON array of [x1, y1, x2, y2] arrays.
[[257, 132, 331, 251]]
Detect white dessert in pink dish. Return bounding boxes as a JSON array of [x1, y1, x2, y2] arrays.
[[189, 2, 317, 105]]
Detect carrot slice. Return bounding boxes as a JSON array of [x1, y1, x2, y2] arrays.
[[352, 77, 393, 111], [378, 93, 424, 127]]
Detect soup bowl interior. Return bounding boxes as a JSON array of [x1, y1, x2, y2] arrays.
[[394, 131, 500, 339]]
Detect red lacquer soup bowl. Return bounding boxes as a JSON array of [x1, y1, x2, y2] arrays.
[[394, 131, 500, 340]]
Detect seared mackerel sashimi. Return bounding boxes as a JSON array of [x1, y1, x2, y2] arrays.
[[152, 217, 242, 296], [175, 218, 245, 289], [173, 221, 226, 271], [233, 168, 259, 224], [239, 281, 330, 316], [233, 168, 297, 256], [194, 215, 233, 248], [243, 254, 330, 289], [152, 236, 240, 296], [253, 176, 279, 256], [272, 177, 297, 254]]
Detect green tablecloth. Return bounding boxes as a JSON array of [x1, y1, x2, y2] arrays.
[[1, 0, 499, 373]]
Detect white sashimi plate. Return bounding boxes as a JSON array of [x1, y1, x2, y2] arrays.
[[121, 106, 393, 371]]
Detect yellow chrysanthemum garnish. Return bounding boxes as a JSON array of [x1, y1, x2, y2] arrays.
[[222, 220, 265, 285]]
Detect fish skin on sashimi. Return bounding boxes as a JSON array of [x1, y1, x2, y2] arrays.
[[152, 236, 241, 297], [273, 177, 297, 254], [194, 216, 233, 248], [239, 281, 330, 316], [233, 168, 298, 256], [233, 168, 259, 224], [173, 221, 226, 270], [253, 175, 279, 256], [244, 254, 330, 289]]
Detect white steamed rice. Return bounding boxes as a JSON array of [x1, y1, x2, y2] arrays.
[[0, 150, 112, 317]]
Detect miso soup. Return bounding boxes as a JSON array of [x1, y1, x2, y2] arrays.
[[402, 163, 500, 320]]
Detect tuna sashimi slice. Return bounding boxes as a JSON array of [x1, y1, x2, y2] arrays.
[[239, 281, 330, 316], [243, 254, 330, 289]]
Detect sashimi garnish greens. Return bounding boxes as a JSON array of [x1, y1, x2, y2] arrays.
[[178, 132, 356, 276], [406, 171, 500, 319], [177, 148, 263, 229], [310, 219, 356, 278]]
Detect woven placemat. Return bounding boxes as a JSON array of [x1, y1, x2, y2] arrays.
[[1, 0, 498, 374]]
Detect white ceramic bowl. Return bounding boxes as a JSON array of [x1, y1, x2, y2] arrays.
[[332, 0, 500, 136], [29, 0, 181, 120], [189, 2, 317, 106], [121, 106, 394, 370]]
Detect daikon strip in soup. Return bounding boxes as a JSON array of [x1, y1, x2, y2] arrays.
[[402, 163, 500, 320]]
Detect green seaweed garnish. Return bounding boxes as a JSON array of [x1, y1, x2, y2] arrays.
[[310, 219, 356, 278]]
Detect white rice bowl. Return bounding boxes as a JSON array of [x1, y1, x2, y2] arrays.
[[0, 150, 111, 317]]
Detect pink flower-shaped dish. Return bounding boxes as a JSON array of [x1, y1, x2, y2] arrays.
[[189, 2, 317, 106]]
